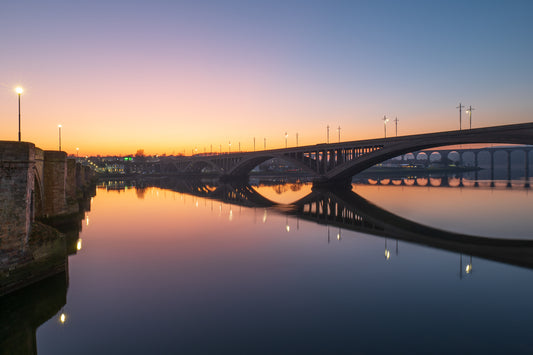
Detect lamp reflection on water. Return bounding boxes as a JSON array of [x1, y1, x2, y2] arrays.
[[465, 256, 473, 274], [59, 311, 67, 324], [262, 209, 267, 223], [384, 239, 391, 260]]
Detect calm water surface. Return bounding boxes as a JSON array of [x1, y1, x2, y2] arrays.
[[36, 181, 533, 354]]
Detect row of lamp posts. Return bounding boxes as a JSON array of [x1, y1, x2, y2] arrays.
[[13, 87, 66, 152]]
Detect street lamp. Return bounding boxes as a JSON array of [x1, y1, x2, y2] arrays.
[[15, 87, 23, 141], [337, 126, 341, 143], [383, 115, 389, 138], [285, 132, 288, 148], [465, 105, 475, 129], [296, 133, 299, 147], [228, 141, 231, 153], [327, 125, 330, 144], [456, 103, 464, 130], [76, 147, 79, 158], [58, 124, 62, 151]]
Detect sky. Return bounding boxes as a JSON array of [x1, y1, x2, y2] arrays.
[[1, 0, 532, 156]]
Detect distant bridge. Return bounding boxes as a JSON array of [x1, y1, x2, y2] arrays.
[[160, 122, 533, 187]]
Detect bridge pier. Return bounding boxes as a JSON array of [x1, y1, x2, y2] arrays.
[[525, 150, 530, 188], [1, 141, 96, 295], [506, 150, 513, 188], [0, 142, 36, 251]]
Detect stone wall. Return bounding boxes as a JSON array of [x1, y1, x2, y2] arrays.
[[1, 142, 96, 295], [0, 142, 35, 254], [42, 151, 68, 218]]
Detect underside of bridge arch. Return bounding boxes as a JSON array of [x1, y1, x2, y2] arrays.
[[226, 154, 318, 177], [325, 134, 533, 183], [187, 159, 222, 174]]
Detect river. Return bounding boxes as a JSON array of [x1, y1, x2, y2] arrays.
[[29, 176, 533, 354]]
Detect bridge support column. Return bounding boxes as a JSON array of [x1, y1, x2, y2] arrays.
[[490, 151, 495, 187], [525, 150, 530, 188], [474, 152, 479, 187], [66, 159, 80, 215], [0, 142, 36, 254], [506, 150, 512, 188], [42, 151, 68, 218]]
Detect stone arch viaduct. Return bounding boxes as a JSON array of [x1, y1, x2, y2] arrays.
[[160, 122, 533, 187]]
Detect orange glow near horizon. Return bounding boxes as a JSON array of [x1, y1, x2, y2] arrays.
[[1, 2, 532, 156]]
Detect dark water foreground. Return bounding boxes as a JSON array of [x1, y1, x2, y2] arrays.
[[3, 174, 533, 354]]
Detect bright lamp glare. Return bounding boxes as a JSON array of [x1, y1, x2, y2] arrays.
[[15, 87, 23, 94]]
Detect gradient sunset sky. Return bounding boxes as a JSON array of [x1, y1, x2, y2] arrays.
[[1, 0, 532, 156]]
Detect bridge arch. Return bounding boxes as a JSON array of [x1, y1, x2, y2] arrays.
[[185, 159, 223, 173], [323, 124, 533, 183], [226, 153, 318, 177]]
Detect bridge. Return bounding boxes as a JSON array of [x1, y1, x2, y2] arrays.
[[1, 141, 95, 294], [160, 122, 533, 187]]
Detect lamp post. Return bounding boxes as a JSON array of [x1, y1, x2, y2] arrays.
[[456, 103, 464, 130], [264, 138, 266, 150], [76, 147, 79, 158], [285, 132, 288, 148], [383, 115, 389, 138], [337, 126, 341, 143], [15, 87, 23, 141], [58, 125, 62, 151], [228, 141, 231, 153], [327, 125, 330, 144], [296, 133, 298, 147], [465, 105, 475, 129]]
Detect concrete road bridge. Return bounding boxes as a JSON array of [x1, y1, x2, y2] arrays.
[[160, 122, 533, 187]]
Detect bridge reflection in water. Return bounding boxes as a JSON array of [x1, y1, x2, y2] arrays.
[[149, 178, 533, 270]]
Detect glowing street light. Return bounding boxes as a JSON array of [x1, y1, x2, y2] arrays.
[[296, 132, 299, 147], [228, 141, 231, 153], [465, 105, 475, 130], [337, 126, 341, 143], [15, 87, 23, 141], [326, 125, 330, 144], [76, 147, 79, 158], [58, 125, 62, 151], [285, 132, 288, 148], [383, 115, 389, 138]]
